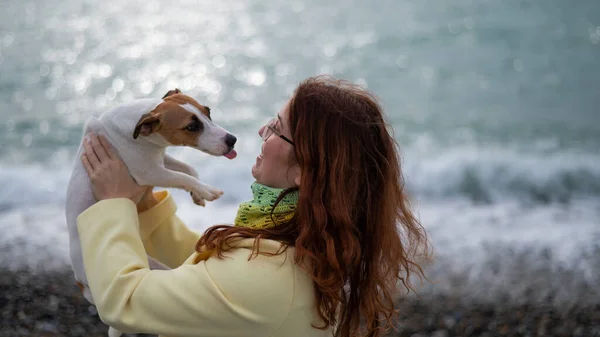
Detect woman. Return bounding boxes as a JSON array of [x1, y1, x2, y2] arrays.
[[78, 76, 429, 337]]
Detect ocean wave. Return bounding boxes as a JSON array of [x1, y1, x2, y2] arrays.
[[404, 147, 600, 204], [1, 146, 599, 213]]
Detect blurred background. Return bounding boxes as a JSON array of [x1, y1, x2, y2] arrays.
[[1, 0, 599, 335]]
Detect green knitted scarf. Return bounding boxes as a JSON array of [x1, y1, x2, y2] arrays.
[[234, 182, 299, 229]]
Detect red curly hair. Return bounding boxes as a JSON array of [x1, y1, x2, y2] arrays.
[[196, 75, 429, 337]]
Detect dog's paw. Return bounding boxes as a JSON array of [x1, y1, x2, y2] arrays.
[[190, 191, 206, 207], [200, 184, 224, 201], [190, 184, 223, 206]]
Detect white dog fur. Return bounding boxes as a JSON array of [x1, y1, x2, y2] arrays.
[[65, 91, 236, 337]]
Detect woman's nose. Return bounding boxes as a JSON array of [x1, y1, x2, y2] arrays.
[[258, 124, 266, 137]]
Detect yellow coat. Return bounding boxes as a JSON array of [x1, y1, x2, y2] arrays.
[[77, 191, 333, 337]]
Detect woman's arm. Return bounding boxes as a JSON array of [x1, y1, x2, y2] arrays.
[[76, 198, 291, 336], [137, 190, 201, 268]]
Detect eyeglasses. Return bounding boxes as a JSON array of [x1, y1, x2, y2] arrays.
[[261, 117, 294, 146]]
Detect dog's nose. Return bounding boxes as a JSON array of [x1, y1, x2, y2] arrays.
[[224, 134, 237, 148]]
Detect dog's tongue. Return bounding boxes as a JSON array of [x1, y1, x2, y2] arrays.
[[224, 149, 237, 159]]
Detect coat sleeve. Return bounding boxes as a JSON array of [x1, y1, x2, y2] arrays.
[[136, 190, 201, 268], [76, 198, 292, 337]]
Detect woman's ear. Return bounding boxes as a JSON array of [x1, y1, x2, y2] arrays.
[[294, 171, 301, 187]]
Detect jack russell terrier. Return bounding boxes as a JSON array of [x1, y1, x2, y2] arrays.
[[65, 89, 237, 337]]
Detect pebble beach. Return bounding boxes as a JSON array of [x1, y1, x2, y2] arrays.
[[2, 266, 599, 337]]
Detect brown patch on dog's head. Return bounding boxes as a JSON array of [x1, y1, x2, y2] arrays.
[[163, 93, 212, 120], [162, 88, 181, 99], [132, 93, 212, 146], [160, 89, 211, 118]]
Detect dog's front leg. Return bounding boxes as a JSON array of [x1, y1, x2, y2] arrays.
[[136, 169, 223, 206], [163, 155, 207, 205], [164, 154, 198, 178]]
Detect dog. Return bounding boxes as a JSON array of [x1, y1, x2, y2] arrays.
[[65, 89, 237, 337]]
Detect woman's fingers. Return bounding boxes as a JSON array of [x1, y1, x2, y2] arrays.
[[83, 135, 101, 168], [89, 133, 111, 162], [81, 154, 94, 176], [98, 134, 119, 160]]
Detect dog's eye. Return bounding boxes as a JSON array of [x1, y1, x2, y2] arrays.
[[186, 120, 201, 132]]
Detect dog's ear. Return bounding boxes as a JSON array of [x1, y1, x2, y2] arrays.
[[133, 113, 161, 139], [162, 88, 181, 99]]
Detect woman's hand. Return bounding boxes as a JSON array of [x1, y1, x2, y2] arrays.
[[136, 187, 159, 212], [81, 132, 149, 204]]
